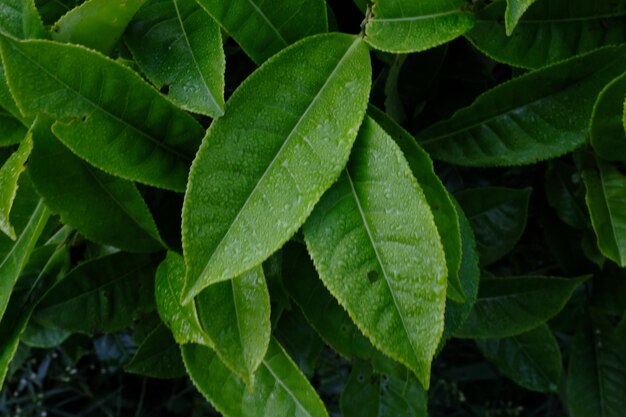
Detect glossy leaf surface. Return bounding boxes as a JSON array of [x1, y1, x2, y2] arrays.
[[0, 37, 204, 191], [182, 33, 371, 301], [455, 275, 587, 338], [456, 186, 531, 265], [418, 45, 626, 166], [52, 0, 145, 54], [194, 0, 327, 64], [476, 324, 562, 392], [0, 133, 32, 240], [468, 0, 626, 69], [590, 72, 626, 162], [183, 339, 328, 417], [29, 120, 163, 252], [125, 0, 225, 117], [0, 0, 45, 39], [364, 0, 474, 53], [304, 117, 447, 388]]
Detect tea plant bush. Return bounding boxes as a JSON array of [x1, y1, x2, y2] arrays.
[[1, 0, 625, 416]]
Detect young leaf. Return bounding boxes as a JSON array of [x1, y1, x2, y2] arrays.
[[417, 45, 626, 166], [476, 324, 562, 392], [156, 252, 271, 385], [51, 0, 145, 54], [369, 105, 464, 302], [182, 33, 371, 301], [364, 0, 474, 53], [304, 117, 447, 389], [182, 339, 329, 417], [504, 0, 538, 35], [590, 72, 626, 162], [0, 199, 49, 323], [124, 0, 225, 117], [34, 252, 158, 333], [340, 360, 427, 417], [0, 0, 45, 39], [0, 37, 204, 191], [125, 323, 186, 379], [582, 155, 626, 267], [29, 119, 163, 252], [455, 275, 588, 339], [456, 186, 532, 265], [0, 133, 32, 240], [467, 0, 626, 69], [194, 0, 328, 64], [567, 311, 626, 417]]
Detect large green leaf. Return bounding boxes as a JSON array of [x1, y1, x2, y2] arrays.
[[0, 61, 27, 126], [504, 0, 538, 35], [34, 252, 157, 333], [156, 252, 271, 385], [125, 323, 186, 379], [0, 37, 204, 191], [476, 324, 562, 392], [0, 133, 32, 239], [364, 0, 474, 53], [567, 311, 626, 417], [182, 339, 328, 417], [125, 0, 225, 117], [340, 360, 427, 417], [417, 45, 626, 166], [304, 117, 447, 389], [51, 0, 145, 54], [29, 119, 163, 253], [456, 186, 531, 265], [194, 0, 327, 64], [455, 275, 587, 338], [0, 0, 45, 39], [467, 0, 626, 69], [582, 155, 626, 267], [591, 72, 626, 162], [369, 105, 464, 302], [0, 199, 49, 323], [182, 33, 371, 301]]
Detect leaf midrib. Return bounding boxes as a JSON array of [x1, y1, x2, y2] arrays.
[[372, 9, 464, 23], [197, 37, 362, 283]]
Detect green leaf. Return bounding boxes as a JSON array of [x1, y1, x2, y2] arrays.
[[29, 118, 163, 253], [567, 311, 626, 417], [0, 113, 25, 147], [194, 0, 328, 64], [455, 275, 588, 339], [591, 72, 626, 162], [0, 199, 49, 323], [364, 0, 474, 53], [304, 116, 447, 389], [0, 0, 45, 39], [156, 252, 271, 385], [182, 33, 371, 301], [51, 0, 145, 54], [125, 323, 186, 378], [0, 37, 204, 191], [182, 338, 329, 417], [34, 252, 157, 333], [0, 61, 28, 126], [369, 105, 464, 302], [476, 324, 562, 392], [274, 307, 324, 379], [417, 45, 626, 166], [0, 132, 32, 239], [467, 0, 626, 69], [504, 0, 538, 35], [35, 0, 84, 25], [545, 160, 588, 229], [20, 320, 70, 348], [124, 0, 225, 117], [582, 155, 626, 267], [456, 186, 531, 265]]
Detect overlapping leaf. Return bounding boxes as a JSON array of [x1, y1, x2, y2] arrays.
[[0, 37, 204, 191], [0, 0, 45, 39], [182, 33, 371, 301], [591, 72, 626, 162], [364, 0, 474, 53], [504, 0, 538, 35], [195, 0, 327, 64], [418, 45, 626, 166], [304, 117, 447, 388], [0, 133, 32, 239], [125, 323, 186, 378], [125, 0, 225, 117]]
